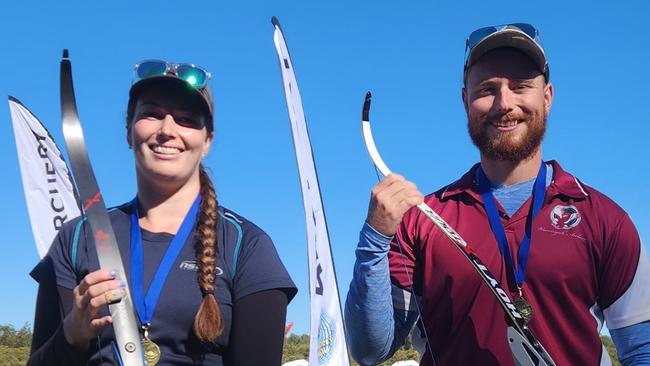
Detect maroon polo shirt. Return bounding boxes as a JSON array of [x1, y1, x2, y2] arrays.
[[389, 160, 644, 365]]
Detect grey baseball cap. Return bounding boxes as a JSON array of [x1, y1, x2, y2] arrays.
[[463, 23, 549, 82]]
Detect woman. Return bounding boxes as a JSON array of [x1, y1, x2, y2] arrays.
[[28, 60, 297, 365]]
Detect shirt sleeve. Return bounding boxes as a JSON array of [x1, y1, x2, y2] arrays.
[[231, 228, 296, 303], [28, 323, 90, 366], [345, 222, 418, 366], [610, 320, 650, 365], [29, 270, 89, 366], [601, 214, 650, 329], [388, 208, 421, 297], [31, 220, 81, 290], [29, 221, 91, 365], [227, 289, 288, 365]]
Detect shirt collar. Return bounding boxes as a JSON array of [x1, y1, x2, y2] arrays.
[[440, 160, 589, 203], [545, 160, 590, 200]]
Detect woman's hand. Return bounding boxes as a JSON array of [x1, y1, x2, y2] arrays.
[[62, 269, 126, 350]]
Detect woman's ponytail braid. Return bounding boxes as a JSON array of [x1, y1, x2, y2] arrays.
[[193, 164, 224, 342]]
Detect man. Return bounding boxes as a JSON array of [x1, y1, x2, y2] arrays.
[[345, 23, 650, 365]]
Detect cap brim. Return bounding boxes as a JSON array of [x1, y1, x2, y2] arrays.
[[466, 29, 547, 75], [129, 76, 212, 119]]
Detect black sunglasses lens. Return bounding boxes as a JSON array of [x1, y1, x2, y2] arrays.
[[467, 26, 498, 49], [176, 65, 207, 88], [137, 61, 167, 79]]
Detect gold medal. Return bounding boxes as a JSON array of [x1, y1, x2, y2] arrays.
[[141, 324, 161, 366], [513, 296, 533, 324]]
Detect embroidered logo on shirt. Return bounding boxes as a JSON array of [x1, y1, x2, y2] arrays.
[[179, 260, 224, 276], [550, 205, 582, 229]]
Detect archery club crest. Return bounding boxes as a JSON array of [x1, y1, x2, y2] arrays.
[[550, 205, 582, 229]]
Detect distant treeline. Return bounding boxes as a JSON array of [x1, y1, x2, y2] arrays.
[[282, 333, 419, 365], [0, 323, 31, 365]]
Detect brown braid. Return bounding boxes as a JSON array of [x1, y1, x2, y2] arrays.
[[193, 164, 224, 342]]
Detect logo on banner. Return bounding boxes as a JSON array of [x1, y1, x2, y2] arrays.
[[550, 205, 582, 229], [318, 313, 336, 365]]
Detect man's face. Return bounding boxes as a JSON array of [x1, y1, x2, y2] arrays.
[[463, 47, 553, 162]]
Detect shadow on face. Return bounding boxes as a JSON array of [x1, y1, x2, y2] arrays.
[[134, 87, 208, 122], [465, 47, 544, 89]]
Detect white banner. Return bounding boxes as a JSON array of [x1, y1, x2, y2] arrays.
[[272, 18, 350, 366], [9, 96, 80, 258]]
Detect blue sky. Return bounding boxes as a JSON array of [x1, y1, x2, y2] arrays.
[[1, 1, 648, 337]]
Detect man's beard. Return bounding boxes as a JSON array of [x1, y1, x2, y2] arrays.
[[467, 110, 547, 162]]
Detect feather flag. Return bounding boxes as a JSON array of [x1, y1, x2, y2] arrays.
[[8, 96, 80, 258], [272, 17, 350, 366]]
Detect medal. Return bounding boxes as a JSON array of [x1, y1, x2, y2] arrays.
[[142, 324, 161, 366], [513, 293, 533, 324]]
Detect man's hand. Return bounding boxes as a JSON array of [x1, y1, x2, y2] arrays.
[[366, 174, 424, 236]]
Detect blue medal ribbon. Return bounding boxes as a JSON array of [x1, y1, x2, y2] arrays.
[[130, 194, 201, 325], [477, 163, 546, 288]]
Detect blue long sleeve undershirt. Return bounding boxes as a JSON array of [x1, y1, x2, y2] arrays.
[[345, 222, 418, 366], [610, 321, 650, 365]]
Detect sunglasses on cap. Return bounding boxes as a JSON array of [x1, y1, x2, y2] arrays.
[[133, 60, 212, 89], [465, 23, 541, 52]]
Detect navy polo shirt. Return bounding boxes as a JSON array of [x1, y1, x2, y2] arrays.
[[32, 201, 297, 365]]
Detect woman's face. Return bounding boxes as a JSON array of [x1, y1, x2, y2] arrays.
[[129, 88, 213, 190]]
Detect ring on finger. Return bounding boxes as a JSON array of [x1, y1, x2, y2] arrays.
[[105, 290, 118, 304]]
